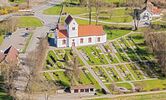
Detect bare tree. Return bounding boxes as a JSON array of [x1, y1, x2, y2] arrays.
[[126, 0, 145, 30], [0, 62, 19, 99], [64, 48, 81, 86], [143, 29, 166, 76], [24, 37, 49, 98]]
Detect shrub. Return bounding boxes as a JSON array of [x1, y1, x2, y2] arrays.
[[150, 88, 160, 91]]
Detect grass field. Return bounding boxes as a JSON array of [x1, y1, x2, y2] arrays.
[[43, 5, 62, 15], [9, 0, 25, 3], [0, 35, 3, 45], [133, 79, 166, 91], [0, 76, 12, 100], [18, 17, 43, 28], [105, 28, 131, 40], [92, 92, 166, 100], [63, 7, 93, 15], [80, 8, 133, 23]]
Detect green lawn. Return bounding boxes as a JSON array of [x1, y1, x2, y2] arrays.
[[63, 6, 95, 15], [43, 5, 62, 15], [0, 91, 12, 100], [92, 92, 166, 100], [18, 17, 43, 28], [80, 8, 133, 23], [116, 82, 132, 90], [9, 0, 25, 3], [0, 35, 3, 45], [105, 29, 131, 40], [60, 17, 95, 25], [133, 79, 166, 91], [0, 76, 12, 100], [104, 0, 125, 3]]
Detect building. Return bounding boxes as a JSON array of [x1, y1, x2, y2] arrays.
[[0, 46, 19, 65], [70, 85, 95, 94], [54, 15, 107, 48], [135, 0, 161, 23]]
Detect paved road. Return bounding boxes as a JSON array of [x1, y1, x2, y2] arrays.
[[0, 14, 12, 22], [15, 0, 63, 98]]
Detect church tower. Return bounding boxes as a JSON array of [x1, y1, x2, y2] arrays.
[[65, 15, 78, 38]]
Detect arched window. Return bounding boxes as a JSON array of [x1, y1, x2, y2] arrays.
[[62, 39, 66, 45], [97, 37, 101, 42], [80, 38, 83, 43], [88, 38, 92, 43]]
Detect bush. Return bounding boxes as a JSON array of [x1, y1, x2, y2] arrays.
[[150, 88, 160, 91], [101, 88, 107, 94], [99, 16, 110, 20]]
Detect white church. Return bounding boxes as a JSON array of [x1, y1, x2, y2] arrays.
[[54, 15, 107, 48]]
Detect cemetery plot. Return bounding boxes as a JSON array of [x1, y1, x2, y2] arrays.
[[116, 65, 134, 81], [82, 68, 101, 89], [105, 67, 122, 82], [92, 66, 112, 83], [128, 33, 154, 61], [45, 49, 84, 70], [43, 68, 101, 89], [125, 64, 145, 80], [79, 46, 108, 65], [118, 39, 140, 61], [136, 62, 156, 78], [112, 42, 129, 62], [103, 45, 119, 64], [43, 72, 52, 80], [46, 50, 62, 70]]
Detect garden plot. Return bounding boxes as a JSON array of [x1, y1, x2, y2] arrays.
[[116, 65, 134, 81], [92, 66, 112, 83], [112, 42, 129, 62], [105, 67, 122, 82], [79, 46, 108, 65]]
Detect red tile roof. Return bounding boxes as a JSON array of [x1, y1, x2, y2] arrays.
[[57, 30, 68, 38], [57, 25, 105, 38], [78, 25, 105, 37], [71, 84, 95, 90], [151, 7, 161, 14], [4, 46, 18, 64]]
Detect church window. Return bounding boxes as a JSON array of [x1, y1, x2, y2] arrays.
[[80, 38, 83, 43], [88, 38, 92, 43]]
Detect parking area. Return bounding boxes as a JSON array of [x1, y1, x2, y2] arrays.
[[0, 28, 30, 52]]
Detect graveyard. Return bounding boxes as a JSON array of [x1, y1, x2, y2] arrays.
[[43, 32, 166, 95]]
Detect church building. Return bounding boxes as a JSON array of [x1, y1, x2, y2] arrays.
[[54, 15, 107, 48]]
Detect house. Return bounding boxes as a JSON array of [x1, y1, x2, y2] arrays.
[[0, 46, 19, 65], [146, 0, 161, 17], [54, 15, 107, 48], [70, 85, 95, 94], [135, 0, 161, 23], [135, 8, 153, 22]]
